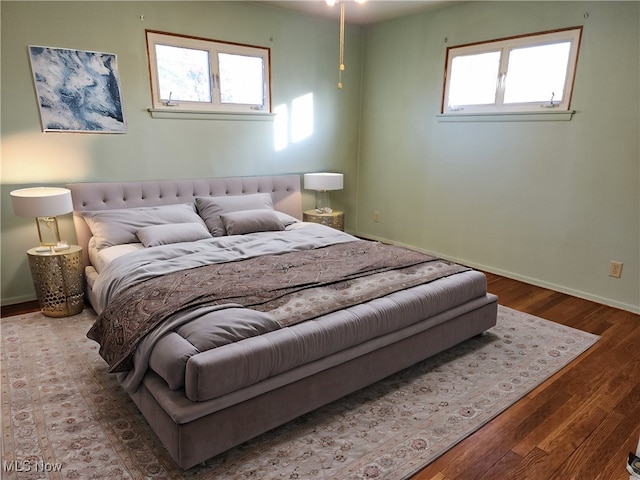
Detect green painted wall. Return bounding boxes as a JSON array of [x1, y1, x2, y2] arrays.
[[2, 1, 638, 314], [1, 1, 362, 304], [356, 1, 639, 312]]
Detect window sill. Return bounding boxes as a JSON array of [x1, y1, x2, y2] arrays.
[[436, 110, 575, 123], [147, 109, 275, 121]]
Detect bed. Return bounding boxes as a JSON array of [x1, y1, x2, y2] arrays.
[[68, 174, 498, 470]]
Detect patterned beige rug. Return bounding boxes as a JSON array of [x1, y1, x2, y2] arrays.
[[1, 306, 598, 480]]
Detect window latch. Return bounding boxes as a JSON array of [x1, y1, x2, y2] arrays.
[[162, 92, 178, 107], [541, 92, 559, 108]]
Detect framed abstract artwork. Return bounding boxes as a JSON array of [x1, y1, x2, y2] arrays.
[[28, 46, 126, 133]]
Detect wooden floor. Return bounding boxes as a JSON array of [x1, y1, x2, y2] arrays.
[[412, 273, 640, 480], [0, 299, 39, 318], [3, 275, 639, 479]]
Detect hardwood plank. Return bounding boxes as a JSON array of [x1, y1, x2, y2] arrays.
[[503, 447, 549, 480], [597, 422, 640, 480], [549, 409, 626, 480], [503, 405, 606, 480], [511, 390, 605, 457], [597, 381, 640, 479], [463, 450, 524, 480], [550, 401, 636, 480], [422, 474, 450, 480], [0, 300, 39, 317]]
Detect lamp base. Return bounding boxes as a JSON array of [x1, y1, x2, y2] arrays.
[[315, 190, 333, 214], [35, 216, 61, 248]]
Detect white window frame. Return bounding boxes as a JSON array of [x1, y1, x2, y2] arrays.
[[441, 27, 582, 115], [146, 30, 271, 114]]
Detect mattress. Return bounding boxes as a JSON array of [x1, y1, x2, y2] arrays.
[[179, 270, 488, 402], [86, 221, 485, 402]]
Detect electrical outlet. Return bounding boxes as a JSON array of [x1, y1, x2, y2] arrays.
[[374, 211, 380, 223], [609, 261, 623, 278]]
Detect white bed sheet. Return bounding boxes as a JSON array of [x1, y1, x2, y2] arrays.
[[88, 237, 145, 274]]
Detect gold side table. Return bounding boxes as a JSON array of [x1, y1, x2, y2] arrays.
[[303, 210, 345, 231], [27, 245, 84, 317]]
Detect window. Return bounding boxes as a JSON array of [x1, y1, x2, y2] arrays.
[[146, 30, 271, 114], [442, 27, 582, 115]]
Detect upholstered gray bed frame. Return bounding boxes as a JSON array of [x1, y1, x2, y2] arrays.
[[69, 174, 302, 269], [68, 175, 498, 470]]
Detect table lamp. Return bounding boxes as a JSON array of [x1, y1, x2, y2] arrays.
[[303, 173, 343, 214], [10, 187, 73, 252]]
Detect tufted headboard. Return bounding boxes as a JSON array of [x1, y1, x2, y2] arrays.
[[67, 175, 302, 267]]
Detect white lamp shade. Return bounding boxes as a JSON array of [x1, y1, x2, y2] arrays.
[[304, 173, 344, 191], [10, 187, 73, 218]]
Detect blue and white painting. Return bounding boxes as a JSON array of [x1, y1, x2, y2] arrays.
[[29, 46, 126, 133]]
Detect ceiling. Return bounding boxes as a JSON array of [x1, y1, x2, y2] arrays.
[[257, 0, 456, 25]]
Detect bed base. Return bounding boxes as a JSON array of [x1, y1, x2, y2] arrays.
[[129, 299, 497, 470]]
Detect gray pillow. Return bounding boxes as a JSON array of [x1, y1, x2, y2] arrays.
[[136, 222, 212, 247], [220, 209, 285, 235], [195, 193, 274, 236], [273, 211, 300, 227], [82, 203, 206, 250]]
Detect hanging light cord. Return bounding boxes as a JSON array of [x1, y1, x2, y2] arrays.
[[338, 1, 345, 89]]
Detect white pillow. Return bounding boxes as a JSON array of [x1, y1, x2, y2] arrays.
[[82, 203, 205, 250], [195, 193, 274, 236], [136, 222, 212, 247], [88, 238, 144, 273]]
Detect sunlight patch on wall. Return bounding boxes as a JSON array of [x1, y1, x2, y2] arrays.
[[291, 93, 314, 143], [274, 92, 314, 152], [1, 132, 90, 183]]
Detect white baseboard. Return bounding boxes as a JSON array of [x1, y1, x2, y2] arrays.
[[357, 233, 640, 315]]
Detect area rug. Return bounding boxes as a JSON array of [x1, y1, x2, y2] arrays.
[[1, 306, 598, 480]]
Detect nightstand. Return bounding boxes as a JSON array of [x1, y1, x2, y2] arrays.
[[26, 245, 84, 317], [303, 210, 345, 231]]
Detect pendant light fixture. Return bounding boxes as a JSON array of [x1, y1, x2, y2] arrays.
[[326, 0, 366, 89]]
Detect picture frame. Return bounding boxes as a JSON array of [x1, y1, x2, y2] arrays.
[[28, 46, 126, 133]]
